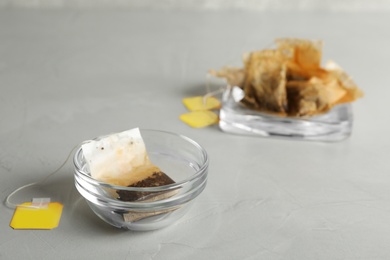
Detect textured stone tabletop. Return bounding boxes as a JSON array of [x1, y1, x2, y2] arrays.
[[0, 9, 389, 259]]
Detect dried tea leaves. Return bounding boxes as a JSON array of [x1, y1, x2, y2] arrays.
[[116, 170, 179, 222], [117, 171, 176, 202]]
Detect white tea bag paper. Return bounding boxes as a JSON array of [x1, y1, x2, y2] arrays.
[[81, 128, 160, 186]]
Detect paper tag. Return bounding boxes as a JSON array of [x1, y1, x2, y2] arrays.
[[231, 86, 245, 102], [10, 202, 63, 230], [182, 96, 221, 111], [179, 111, 219, 128]]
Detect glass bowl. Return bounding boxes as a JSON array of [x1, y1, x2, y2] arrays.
[[219, 87, 353, 142], [73, 129, 209, 231]]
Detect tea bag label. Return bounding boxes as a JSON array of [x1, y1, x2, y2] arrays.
[[179, 111, 219, 128], [10, 202, 63, 230], [182, 96, 221, 111]]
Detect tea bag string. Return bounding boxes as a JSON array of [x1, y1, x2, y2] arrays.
[[5, 141, 91, 209], [203, 73, 227, 105]]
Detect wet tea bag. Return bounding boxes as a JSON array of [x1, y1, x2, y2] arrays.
[[82, 128, 158, 187], [81, 128, 176, 202], [82, 128, 180, 222]]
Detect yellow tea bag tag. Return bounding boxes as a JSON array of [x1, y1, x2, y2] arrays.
[[10, 199, 63, 230], [182, 96, 221, 111], [179, 111, 219, 128]]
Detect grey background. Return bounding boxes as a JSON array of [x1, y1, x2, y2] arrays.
[[1, 0, 390, 11], [1, 2, 390, 260]]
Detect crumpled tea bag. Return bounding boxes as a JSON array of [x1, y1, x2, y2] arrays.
[[325, 60, 364, 104], [82, 128, 161, 187], [287, 77, 347, 116], [276, 38, 323, 69], [210, 37, 363, 117], [242, 49, 288, 114]]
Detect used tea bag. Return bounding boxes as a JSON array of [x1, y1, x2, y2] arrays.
[[117, 171, 175, 202], [81, 128, 181, 223], [82, 128, 177, 202], [208, 67, 245, 87], [82, 128, 160, 187], [242, 49, 288, 114], [325, 60, 364, 104], [287, 77, 347, 116], [276, 38, 323, 69], [210, 38, 363, 117]]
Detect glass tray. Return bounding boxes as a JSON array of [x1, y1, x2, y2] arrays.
[[219, 87, 353, 142]]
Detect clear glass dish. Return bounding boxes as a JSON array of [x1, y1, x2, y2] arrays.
[[219, 87, 353, 142], [73, 129, 209, 231]]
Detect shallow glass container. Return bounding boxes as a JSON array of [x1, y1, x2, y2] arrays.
[[219, 87, 353, 142]]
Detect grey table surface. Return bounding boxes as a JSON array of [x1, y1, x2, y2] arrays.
[[0, 8, 389, 260]]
